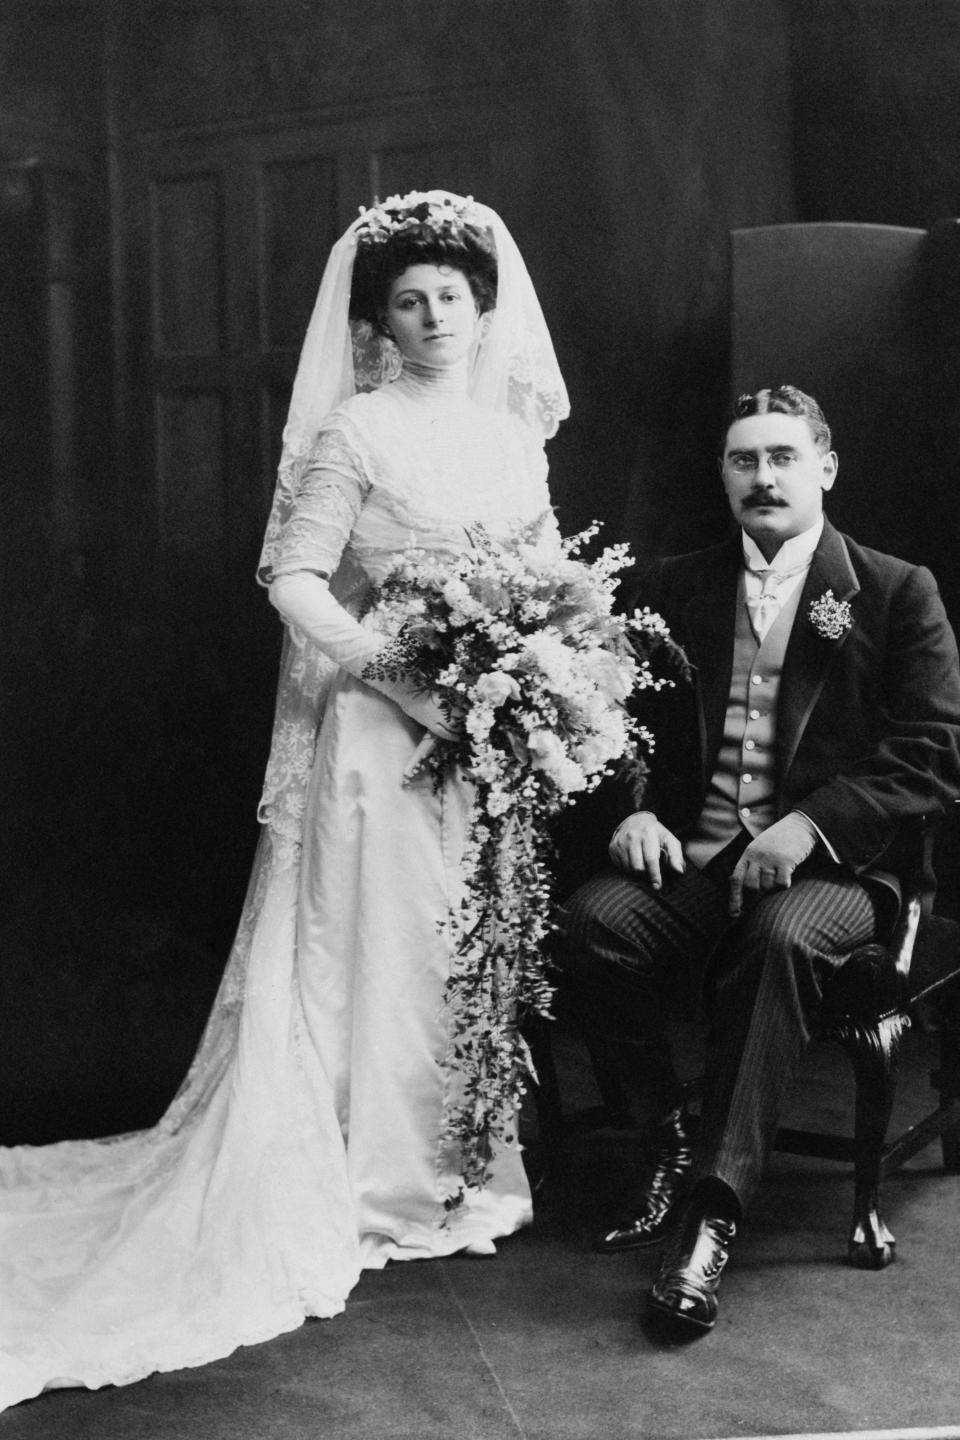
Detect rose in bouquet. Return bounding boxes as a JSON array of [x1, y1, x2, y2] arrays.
[[363, 517, 685, 1198]]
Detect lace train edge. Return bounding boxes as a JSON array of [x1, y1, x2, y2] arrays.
[[0, 1291, 349, 1413]]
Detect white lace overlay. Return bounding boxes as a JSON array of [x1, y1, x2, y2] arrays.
[[0, 382, 555, 1411]]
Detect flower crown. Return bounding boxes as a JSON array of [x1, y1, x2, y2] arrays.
[[354, 191, 481, 250]]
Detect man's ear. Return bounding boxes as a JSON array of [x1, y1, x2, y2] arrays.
[[821, 451, 839, 492]]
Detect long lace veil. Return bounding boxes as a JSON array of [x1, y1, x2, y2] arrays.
[[255, 192, 570, 859]]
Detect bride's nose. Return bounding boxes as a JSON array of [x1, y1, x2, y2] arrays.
[[423, 297, 443, 326]]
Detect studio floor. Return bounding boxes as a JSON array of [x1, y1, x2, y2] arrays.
[[3, 1022, 959, 1440]]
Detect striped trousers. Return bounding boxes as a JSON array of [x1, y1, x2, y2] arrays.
[[558, 848, 879, 1209]]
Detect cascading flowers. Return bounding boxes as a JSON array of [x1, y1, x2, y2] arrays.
[[363, 516, 686, 1199]]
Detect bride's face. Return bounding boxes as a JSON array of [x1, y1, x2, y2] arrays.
[[384, 264, 480, 368]]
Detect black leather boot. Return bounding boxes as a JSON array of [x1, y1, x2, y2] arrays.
[[646, 1182, 740, 1335], [594, 1103, 693, 1253]]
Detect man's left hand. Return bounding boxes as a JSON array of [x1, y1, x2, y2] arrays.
[[728, 812, 820, 917]]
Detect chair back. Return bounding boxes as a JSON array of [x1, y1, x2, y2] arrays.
[[730, 220, 960, 633]]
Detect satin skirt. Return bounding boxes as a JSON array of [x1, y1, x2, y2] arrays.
[[0, 674, 530, 1411], [297, 673, 531, 1266]]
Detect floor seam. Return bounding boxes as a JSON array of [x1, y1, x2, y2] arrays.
[[708, 1429, 960, 1440], [438, 1260, 529, 1440]]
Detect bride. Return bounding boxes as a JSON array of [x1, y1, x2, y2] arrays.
[[0, 191, 568, 1408]]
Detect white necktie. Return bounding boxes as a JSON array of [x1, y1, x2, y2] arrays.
[[746, 559, 810, 642], [746, 578, 780, 641]]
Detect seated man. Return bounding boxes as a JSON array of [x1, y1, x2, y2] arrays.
[[560, 385, 960, 1335]]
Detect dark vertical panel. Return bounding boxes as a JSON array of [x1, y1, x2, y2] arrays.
[[151, 173, 224, 355], [550, 0, 797, 558], [0, 166, 46, 602], [786, 0, 960, 637], [791, 0, 960, 229], [41, 169, 80, 555], [261, 155, 338, 350], [155, 390, 227, 560]]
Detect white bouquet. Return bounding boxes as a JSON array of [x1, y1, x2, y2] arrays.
[[364, 518, 684, 1197]]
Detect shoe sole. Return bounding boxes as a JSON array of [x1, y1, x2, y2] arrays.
[[646, 1291, 717, 1334]]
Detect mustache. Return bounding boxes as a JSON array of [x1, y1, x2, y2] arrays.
[[741, 492, 788, 509]]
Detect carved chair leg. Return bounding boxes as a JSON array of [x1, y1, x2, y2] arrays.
[[519, 1012, 564, 1200], [581, 1029, 636, 1127], [832, 1012, 908, 1269], [523, 1012, 563, 1143]]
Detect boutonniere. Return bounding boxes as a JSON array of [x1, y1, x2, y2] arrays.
[[808, 589, 853, 640]]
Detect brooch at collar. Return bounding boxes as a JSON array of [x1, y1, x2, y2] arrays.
[[808, 589, 853, 640]]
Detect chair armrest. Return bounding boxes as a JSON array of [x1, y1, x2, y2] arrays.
[[880, 813, 937, 1014], [822, 814, 936, 1022]]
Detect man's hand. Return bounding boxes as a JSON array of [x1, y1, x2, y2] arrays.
[[728, 812, 820, 917], [609, 811, 685, 889]]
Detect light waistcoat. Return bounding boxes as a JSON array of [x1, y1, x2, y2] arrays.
[[685, 573, 806, 869]]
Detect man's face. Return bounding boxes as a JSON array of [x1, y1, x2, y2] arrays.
[[720, 412, 838, 561]]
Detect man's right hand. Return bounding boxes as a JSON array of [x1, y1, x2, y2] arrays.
[[609, 811, 686, 890]]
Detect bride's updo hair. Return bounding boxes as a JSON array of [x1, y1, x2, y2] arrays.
[[349, 194, 498, 332]]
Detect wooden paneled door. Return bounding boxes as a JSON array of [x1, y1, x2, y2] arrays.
[[122, 109, 532, 647], [128, 138, 341, 612]]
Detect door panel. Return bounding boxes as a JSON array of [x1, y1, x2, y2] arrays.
[[126, 102, 534, 630], [151, 172, 225, 356]]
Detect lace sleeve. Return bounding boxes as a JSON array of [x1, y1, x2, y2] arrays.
[[266, 426, 370, 581]]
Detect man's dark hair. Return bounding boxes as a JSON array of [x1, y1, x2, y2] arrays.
[[720, 386, 832, 454]]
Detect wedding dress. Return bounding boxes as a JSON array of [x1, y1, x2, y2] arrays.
[[0, 187, 569, 1412], [0, 368, 555, 1409]]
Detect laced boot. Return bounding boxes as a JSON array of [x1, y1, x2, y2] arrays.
[[594, 1102, 693, 1253], [646, 1182, 740, 1335]]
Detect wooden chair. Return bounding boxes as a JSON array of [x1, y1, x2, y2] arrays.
[[772, 815, 960, 1268], [527, 813, 960, 1269]]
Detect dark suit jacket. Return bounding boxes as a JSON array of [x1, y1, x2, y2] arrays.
[[627, 519, 960, 912]]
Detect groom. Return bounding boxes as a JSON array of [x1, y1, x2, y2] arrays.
[[560, 385, 960, 1334]]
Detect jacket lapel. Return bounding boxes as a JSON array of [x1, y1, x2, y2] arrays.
[[680, 536, 741, 776], [778, 520, 860, 783]]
